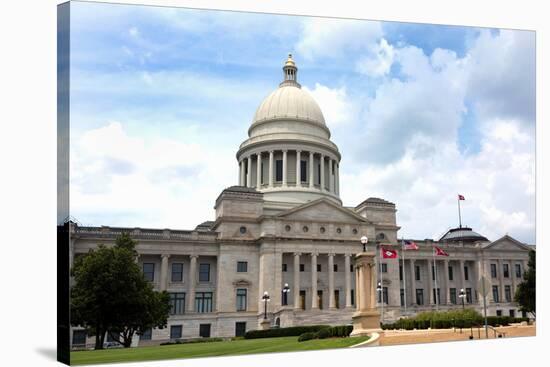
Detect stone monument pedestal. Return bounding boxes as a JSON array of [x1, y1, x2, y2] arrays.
[[259, 319, 271, 330], [350, 251, 381, 336]]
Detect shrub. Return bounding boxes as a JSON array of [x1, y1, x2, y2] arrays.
[[315, 327, 332, 339], [297, 325, 353, 342], [244, 325, 329, 339], [382, 309, 484, 330], [160, 337, 224, 345], [297, 332, 317, 342]]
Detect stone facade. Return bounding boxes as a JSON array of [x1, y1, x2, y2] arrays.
[[69, 55, 534, 348]]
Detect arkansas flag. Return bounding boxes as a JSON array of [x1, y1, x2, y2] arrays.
[[403, 240, 419, 250], [458, 194, 465, 200], [381, 246, 398, 259], [434, 246, 449, 257]]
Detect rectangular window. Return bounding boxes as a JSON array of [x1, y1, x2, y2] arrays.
[[317, 163, 321, 184], [381, 263, 387, 273], [399, 265, 403, 281], [492, 285, 500, 303], [379, 287, 388, 304], [235, 322, 246, 337], [496, 310, 502, 317], [199, 324, 211, 338], [333, 264, 338, 272], [505, 285, 512, 302], [199, 263, 210, 282], [351, 289, 355, 306], [282, 263, 287, 272], [170, 325, 182, 339], [143, 263, 155, 282], [400, 288, 405, 306], [317, 264, 321, 272], [503, 264, 509, 278], [515, 264, 522, 278], [72, 330, 87, 345], [237, 261, 248, 273], [415, 265, 421, 281], [195, 292, 213, 313], [433, 288, 441, 304], [448, 266, 453, 281], [300, 160, 307, 183], [275, 160, 283, 181], [432, 265, 436, 280], [466, 288, 472, 304], [169, 292, 186, 315], [491, 263, 497, 278], [464, 266, 469, 281], [317, 290, 323, 309], [350, 264, 354, 272], [300, 263, 305, 272], [300, 290, 306, 310], [450, 288, 457, 304], [171, 263, 183, 282], [236, 288, 247, 311], [334, 290, 340, 308], [416, 289, 424, 305], [141, 328, 152, 341], [509, 309, 516, 318]]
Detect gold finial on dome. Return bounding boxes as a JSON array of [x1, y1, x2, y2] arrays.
[[285, 53, 295, 67], [281, 53, 299, 87]]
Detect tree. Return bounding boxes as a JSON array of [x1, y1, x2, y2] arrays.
[[71, 233, 171, 349], [515, 250, 535, 318]]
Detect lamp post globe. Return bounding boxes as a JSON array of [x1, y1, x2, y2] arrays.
[[282, 283, 290, 306], [262, 291, 270, 319], [459, 288, 466, 310], [360, 236, 369, 252]]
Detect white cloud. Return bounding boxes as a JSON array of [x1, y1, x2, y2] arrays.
[[295, 17, 382, 60], [356, 38, 395, 77], [304, 83, 357, 127], [128, 26, 139, 37]]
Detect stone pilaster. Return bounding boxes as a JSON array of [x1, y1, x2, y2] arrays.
[[311, 252, 318, 309], [296, 150, 301, 186], [246, 157, 252, 188], [268, 150, 274, 188], [187, 255, 198, 312], [309, 151, 314, 188], [256, 152, 262, 188], [160, 254, 170, 291], [320, 154, 325, 191], [293, 252, 301, 310], [328, 253, 336, 309], [410, 259, 416, 306], [282, 150, 288, 187], [329, 159, 334, 193], [345, 253, 352, 308]]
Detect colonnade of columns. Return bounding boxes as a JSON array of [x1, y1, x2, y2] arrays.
[[155, 254, 200, 312], [239, 149, 340, 195]]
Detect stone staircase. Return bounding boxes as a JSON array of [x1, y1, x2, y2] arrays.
[[292, 309, 355, 326]]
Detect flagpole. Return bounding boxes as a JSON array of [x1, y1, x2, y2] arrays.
[[433, 246, 439, 311], [379, 243, 384, 324], [402, 237, 407, 316], [457, 195, 462, 228]]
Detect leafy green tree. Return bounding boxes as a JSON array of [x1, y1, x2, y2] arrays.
[[71, 233, 171, 349], [515, 250, 535, 318]]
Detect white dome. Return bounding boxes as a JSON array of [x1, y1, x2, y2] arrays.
[[252, 85, 326, 125]]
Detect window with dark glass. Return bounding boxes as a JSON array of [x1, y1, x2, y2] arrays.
[[300, 263, 305, 272], [515, 264, 522, 278], [464, 266, 469, 280], [448, 266, 453, 281], [317, 290, 323, 309], [317, 264, 321, 272], [141, 328, 152, 340], [432, 265, 435, 280], [381, 263, 387, 273], [275, 160, 283, 181], [171, 263, 183, 282], [351, 289, 355, 306], [466, 288, 472, 303], [378, 287, 388, 304], [496, 310, 502, 316], [72, 330, 87, 345], [415, 266, 421, 281], [282, 263, 287, 272], [199, 324, 211, 338], [400, 288, 405, 306], [450, 288, 457, 304], [503, 264, 509, 278], [300, 160, 307, 182], [317, 163, 321, 184], [492, 285, 500, 302], [170, 325, 182, 339], [491, 263, 497, 278], [300, 290, 306, 310], [416, 289, 424, 305], [237, 261, 248, 273], [143, 263, 155, 282], [505, 285, 512, 302], [399, 265, 403, 281], [433, 288, 441, 304], [350, 264, 354, 272], [169, 292, 185, 315], [199, 263, 210, 282], [235, 322, 246, 337], [195, 292, 213, 313], [333, 264, 338, 272], [509, 310, 515, 317], [334, 290, 340, 308], [236, 288, 247, 311]]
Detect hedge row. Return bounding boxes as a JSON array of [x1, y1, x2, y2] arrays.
[[160, 337, 224, 345], [298, 325, 353, 342], [244, 325, 329, 339]]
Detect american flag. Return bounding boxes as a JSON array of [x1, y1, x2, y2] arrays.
[[403, 240, 419, 250]]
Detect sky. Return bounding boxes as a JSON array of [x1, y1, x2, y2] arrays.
[[68, 1, 536, 244]]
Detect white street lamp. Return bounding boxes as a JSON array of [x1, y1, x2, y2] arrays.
[[360, 236, 369, 252]]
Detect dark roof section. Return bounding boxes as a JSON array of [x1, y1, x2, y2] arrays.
[[439, 226, 489, 242], [223, 185, 260, 194], [195, 221, 215, 231], [355, 197, 395, 209]]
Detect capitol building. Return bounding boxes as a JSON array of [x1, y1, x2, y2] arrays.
[[69, 55, 533, 347]]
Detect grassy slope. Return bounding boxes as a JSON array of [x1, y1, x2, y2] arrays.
[[71, 336, 369, 365]]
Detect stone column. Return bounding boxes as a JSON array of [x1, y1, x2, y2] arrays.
[[497, 259, 505, 302], [187, 255, 198, 312], [444, 259, 450, 304], [239, 160, 244, 186], [410, 259, 416, 306], [160, 254, 170, 291], [309, 151, 314, 188], [282, 150, 288, 187], [335, 162, 339, 195], [328, 253, 336, 309], [345, 253, 352, 308], [329, 159, 334, 193], [320, 154, 325, 190], [293, 252, 301, 310], [268, 150, 274, 188], [311, 253, 318, 309], [351, 252, 380, 336], [459, 259, 465, 299], [427, 259, 434, 305], [510, 260, 517, 295], [256, 152, 262, 188], [296, 150, 301, 187], [246, 157, 252, 188]]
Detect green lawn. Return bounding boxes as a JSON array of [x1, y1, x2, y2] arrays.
[[71, 336, 369, 365]]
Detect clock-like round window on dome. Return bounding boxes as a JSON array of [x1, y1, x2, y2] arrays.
[[285, 225, 291, 232], [352, 228, 358, 235], [239, 226, 247, 234], [303, 226, 309, 233], [320, 227, 325, 234], [336, 227, 342, 234]]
